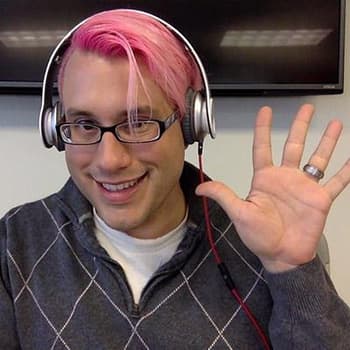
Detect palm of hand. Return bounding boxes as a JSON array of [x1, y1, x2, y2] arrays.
[[237, 165, 332, 272]]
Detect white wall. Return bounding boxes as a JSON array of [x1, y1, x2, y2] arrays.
[[1, 8, 349, 305]]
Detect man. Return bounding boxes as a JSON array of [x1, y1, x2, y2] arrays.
[[1, 9, 349, 349]]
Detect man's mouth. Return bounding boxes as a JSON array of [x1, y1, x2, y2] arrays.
[[100, 173, 147, 192]]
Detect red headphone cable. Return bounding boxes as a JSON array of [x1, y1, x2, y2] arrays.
[[197, 142, 271, 350]]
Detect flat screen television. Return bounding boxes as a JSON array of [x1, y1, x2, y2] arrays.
[[0, 0, 345, 96]]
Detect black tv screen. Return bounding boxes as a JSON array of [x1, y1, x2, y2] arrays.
[[0, 0, 345, 95]]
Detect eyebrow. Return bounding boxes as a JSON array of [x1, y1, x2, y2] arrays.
[[64, 106, 162, 119], [64, 108, 95, 119]]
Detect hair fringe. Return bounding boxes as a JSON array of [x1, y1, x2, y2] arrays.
[[58, 10, 202, 119]]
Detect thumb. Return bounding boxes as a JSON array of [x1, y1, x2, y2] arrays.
[[195, 181, 243, 221]]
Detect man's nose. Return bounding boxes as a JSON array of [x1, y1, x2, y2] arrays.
[[94, 132, 132, 171]]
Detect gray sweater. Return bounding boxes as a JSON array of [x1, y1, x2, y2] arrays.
[[1, 163, 349, 349]]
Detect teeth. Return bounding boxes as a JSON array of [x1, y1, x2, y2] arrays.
[[102, 179, 138, 192]]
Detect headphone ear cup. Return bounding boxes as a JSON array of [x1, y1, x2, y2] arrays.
[[182, 88, 210, 144], [182, 89, 197, 145], [41, 101, 65, 151]]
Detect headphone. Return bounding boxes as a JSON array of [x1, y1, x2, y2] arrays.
[[39, 9, 216, 151]]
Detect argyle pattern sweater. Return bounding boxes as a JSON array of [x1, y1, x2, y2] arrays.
[[1, 163, 349, 349]]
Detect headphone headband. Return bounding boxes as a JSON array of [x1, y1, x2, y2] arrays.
[[39, 9, 215, 150]]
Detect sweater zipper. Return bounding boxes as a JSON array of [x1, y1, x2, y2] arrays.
[[131, 302, 140, 317]]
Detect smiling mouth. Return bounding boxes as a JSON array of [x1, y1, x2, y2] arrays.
[[100, 173, 147, 192]]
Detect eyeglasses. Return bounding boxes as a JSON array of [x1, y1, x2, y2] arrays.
[[57, 110, 179, 145]]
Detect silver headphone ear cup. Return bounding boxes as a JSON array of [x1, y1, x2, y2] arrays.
[[192, 90, 210, 142], [182, 88, 212, 144], [41, 102, 65, 151], [40, 107, 54, 148]]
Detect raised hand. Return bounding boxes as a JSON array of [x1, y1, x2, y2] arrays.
[[196, 104, 350, 273]]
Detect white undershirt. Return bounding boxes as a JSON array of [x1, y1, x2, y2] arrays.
[[93, 209, 188, 304]]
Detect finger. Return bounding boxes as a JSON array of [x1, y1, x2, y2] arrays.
[[195, 181, 242, 222], [305, 120, 343, 180], [324, 158, 350, 200], [281, 104, 314, 168], [253, 106, 273, 171]]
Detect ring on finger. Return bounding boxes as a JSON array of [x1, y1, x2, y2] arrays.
[[303, 163, 325, 180]]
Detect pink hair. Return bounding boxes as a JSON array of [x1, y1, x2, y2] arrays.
[[58, 9, 203, 119]]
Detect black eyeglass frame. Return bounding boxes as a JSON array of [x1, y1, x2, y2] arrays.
[[57, 110, 180, 145]]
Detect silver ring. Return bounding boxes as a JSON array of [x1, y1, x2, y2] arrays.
[[303, 164, 324, 180]]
